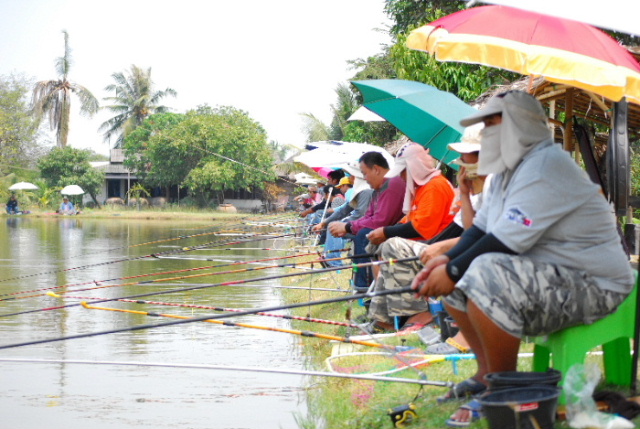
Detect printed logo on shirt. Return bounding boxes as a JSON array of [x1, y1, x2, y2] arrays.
[[505, 207, 532, 227]]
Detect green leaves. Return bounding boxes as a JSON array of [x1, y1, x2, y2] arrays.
[[123, 106, 275, 206]]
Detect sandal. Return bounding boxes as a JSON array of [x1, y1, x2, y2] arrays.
[[438, 378, 487, 403], [446, 399, 483, 427], [426, 338, 471, 354]]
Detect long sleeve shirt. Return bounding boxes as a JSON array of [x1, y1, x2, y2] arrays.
[[350, 176, 405, 234]]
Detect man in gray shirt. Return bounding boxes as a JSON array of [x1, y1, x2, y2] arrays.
[[412, 91, 633, 426]]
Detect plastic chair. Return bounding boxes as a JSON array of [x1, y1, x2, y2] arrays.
[[532, 273, 638, 402]]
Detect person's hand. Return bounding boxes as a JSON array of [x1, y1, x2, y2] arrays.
[[366, 227, 387, 245], [299, 208, 312, 218], [413, 264, 456, 298], [311, 223, 324, 233], [457, 169, 472, 196], [419, 241, 448, 265], [329, 222, 347, 237], [411, 255, 451, 296]]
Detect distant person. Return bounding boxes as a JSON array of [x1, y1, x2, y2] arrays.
[[58, 196, 77, 215], [6, 194, 21, 215]]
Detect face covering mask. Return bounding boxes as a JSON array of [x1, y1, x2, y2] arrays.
[[478, 124, 506, 175], [455, 161, 479, 179]]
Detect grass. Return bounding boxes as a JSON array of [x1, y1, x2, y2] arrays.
[[2, 205, 266, 221], [276, 251, 640, 429], [278, 260, 488, 429]]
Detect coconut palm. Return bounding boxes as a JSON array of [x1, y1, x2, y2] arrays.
[[100, 65, 177, 147], [31, 30, 99, 148]]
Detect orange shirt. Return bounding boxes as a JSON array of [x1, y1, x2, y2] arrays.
[[400, 175, 455, 240]]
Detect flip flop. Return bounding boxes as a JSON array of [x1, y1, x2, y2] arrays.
[[438, 378, 487, 403], [446, 399, 483, 427]]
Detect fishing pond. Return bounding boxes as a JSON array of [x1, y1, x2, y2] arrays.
[[0, 216, 309, 429]]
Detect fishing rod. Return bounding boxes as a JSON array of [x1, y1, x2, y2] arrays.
[[48, 292, 357, 327], [0, 264, 418, 350], [130, 283, 352, 292], [81, 302, 370, 345], [64, 217, 301, 266], [0, 358, 453, 387], [0, 231, 301, 285], [0, 249, 361, 305], [0, 248, 338, 299]]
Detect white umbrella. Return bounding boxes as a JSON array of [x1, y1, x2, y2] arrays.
[[347, 106, 386, 122], [60, 185, 85, 195], [295, 141, 394, 169], [8, 182, 39, 191]]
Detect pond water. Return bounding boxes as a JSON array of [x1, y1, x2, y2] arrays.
[[0, 216, 308, 429]]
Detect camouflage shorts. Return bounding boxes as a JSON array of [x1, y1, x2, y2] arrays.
[[444, 253, 628, 337], [368, 237, 431, 324]]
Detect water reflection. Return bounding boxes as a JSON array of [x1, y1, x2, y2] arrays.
[[0, 218, 307, 429]]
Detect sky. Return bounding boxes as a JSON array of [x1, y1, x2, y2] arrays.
[[0, 0, 392, 156]]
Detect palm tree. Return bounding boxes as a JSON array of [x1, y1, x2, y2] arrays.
[[31, 30, 99, 148], [100, 65, 177, 147]]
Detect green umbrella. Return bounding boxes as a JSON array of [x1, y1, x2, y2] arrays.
[[351, 79, 477, 166]]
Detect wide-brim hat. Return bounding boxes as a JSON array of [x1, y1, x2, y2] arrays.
[[460, 96, 504, 127]]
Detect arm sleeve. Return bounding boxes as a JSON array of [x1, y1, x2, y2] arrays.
[[324, 203, 353, 224], [383, 222, 421, 239], [311, 199, 327, 212], [444, 225, 486, 260], [446, 233, 517, 282]]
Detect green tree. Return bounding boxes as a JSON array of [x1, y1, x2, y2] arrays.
[[100, 65, 177, 147], [31, 30, 99, 148], [129, 106, 274, 206], [37, 147, 105, 206], [300, 113, 331, 142], [123, 112, 186, 183], [0, 74, 42, 174]]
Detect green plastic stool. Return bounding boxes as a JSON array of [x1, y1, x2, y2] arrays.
[[532, 275, 638, 403]]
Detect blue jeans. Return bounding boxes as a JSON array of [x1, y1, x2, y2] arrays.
[[353, 227, 373, 291], [324, 230, 347, 267]]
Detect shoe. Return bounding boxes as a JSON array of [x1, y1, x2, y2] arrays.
[[426, 338, 471, 355], [417, 326, 441, 345], [356, 321, 393, 334], [438, 378, 487, 403], [446, 399, 483, 427]]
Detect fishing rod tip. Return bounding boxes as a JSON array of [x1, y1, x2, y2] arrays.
[[46, 292, 61, 298], [80, 301, 90, 309]]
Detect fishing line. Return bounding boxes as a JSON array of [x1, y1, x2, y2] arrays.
[[47, 292, 357, 327], [81, 302, 377, 347], [0, 358, 454, 387], [0, 250, 364, 304], [136, 283, 353, 292], [0, 231, 300, 285], [0, 249, 323, 299], [0, 271, 418, 350]]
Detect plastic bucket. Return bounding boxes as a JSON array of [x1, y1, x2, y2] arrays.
[[479, 386, 561, 429], [485, 369, 562, 391]]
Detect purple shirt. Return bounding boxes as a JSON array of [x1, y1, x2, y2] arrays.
[[350, 176, 405, 233]]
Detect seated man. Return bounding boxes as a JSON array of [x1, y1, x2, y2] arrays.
[[59, 196, 77, 215], [329, 152, 405, 291], [6, 194, 21, 215], [412, 91, 633, 426], [364, 134, 485, 334]]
